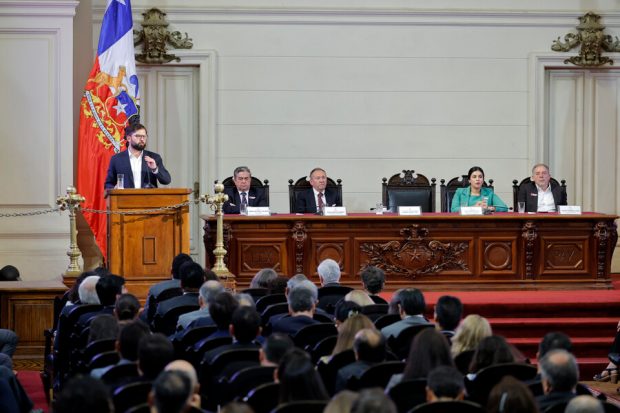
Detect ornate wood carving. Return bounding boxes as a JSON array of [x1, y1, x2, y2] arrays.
[[134, 8, 193, 64], [483, 241, 512, 270], [241, 244, 282, 272], [290, 221, 307, 274], [360, 225, 469, 278], [544, 241, 584, 270], [222, 223, 232, 268], [316, 243, 345, 267], [594, 221, 611, 279], [521, 221, 537, 279]]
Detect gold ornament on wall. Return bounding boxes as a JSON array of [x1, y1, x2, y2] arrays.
[[134, 8, 193, 64], [551, 12, 620, 67]]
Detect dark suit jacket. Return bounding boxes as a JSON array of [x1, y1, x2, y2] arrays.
[[76, 306, 115, 329], [517, 181, 567, 212], [202, 341, 260, 366], [295, 187, 342, 213], [535, 391, 575, 412], [104, 149, 171, 189], [335, 360, 374, 393], [222, 187, 268, 214], [141, 279, 181, 323], [271, 314, 320, 335], [153, 292, 199, 320]]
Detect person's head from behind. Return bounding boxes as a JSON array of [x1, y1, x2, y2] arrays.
[[434, 295, 463, 332], [334, 300, 362, 326], [487, 376, 539, 413], [564, 395, 604, 413], [398, 288, 426, 317], [538, 331, 572, 359], [388, 288, 404, 314], [164, 360, 200, 409], [324, 390, 359, 413], [210, 291, 239, 330], [53, 375, 113, 413], [285, 273, 308, 295], [250, 268, 278, 289], [260, 333, 294, 367], [403, 327, 453, 380], [138, 333, 175, 380], [317, 258, 341, 285], [179, 261, 205, 291], [469, 335, 514, 374], [276, 348, 328, 403], [333, 313, 374, 355], [118, 320, 151, 362], [88, 314, 119, 344], [0, 265, 20, 281], [353, 327, 385, 363], [351, 388, 397, 413], [79, 275, 101, 305], [199, 280, 224, 309], [96, 275, 124, 306], [150, 370, 192, 413], [230, 306, 261, 343], [451, 314, 492, 356], [235, 292, 255, 308], [426, 366, 465, 402], [344, 290, 374, 307], [233, 166, 253, 193], [114, 293, 140, 321], [287, 284, 316, 315], [267, 276, 289, 294], [539, 349, 579, 394], [360, 266, 385, 295], [171, 253, 193, 280]]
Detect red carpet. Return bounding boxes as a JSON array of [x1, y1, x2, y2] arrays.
[[19, 371, 48, 412]]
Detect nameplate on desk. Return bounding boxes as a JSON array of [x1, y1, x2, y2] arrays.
[[246, 207, 271, 216], [324, 206, 347, 216], [398, 206, 422, 216], [460, 206, 483, 216], [559, 205, 582, 215]]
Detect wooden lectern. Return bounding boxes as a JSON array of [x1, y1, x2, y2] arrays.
[[106, 188, 191, 298]]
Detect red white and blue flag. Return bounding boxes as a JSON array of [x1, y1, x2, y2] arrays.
[[77, 0, 139, 260]]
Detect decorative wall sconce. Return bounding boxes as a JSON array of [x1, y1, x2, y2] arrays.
[[134, 8, 193, 64], [551, 12, 620, 67]]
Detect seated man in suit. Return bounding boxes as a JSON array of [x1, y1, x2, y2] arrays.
[[518, 163, 567, 212], [295, 167, 342, 213], [433, 295, 462, 341], [176, 278, 223, 330], [222, 166, 268, 214], [335, 328, 386, 392], [425, 366, 465, 402], [202, 306, 262, 365], [271, 285, 320, 335], [381, 288, 433, 339], [535, 349, 578, 411], [104, 123, 171, 189]]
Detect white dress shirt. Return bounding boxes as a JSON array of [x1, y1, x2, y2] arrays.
[[536, 184, 556, 212], [129, 150, 143, 189]]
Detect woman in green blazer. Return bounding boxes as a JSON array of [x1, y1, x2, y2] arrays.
[[450, 166, 508, 212]]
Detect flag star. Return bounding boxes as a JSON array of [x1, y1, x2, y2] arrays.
[[113, 101, 128, 116]]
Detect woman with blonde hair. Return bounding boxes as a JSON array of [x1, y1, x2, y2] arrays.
[[343, 290, 375, 307], [319, 314, 375, 364], [450, 314, 492, 358]]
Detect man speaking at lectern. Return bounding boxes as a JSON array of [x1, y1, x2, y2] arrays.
[[104, 123, 171, 189]]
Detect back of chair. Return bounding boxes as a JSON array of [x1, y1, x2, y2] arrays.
[[309, 335, 337, 363], [243, 382, 280, 413], [361, 304, 389, 321], [439, 175, 494, 212], [172, 325, 217, 359], [146, 287, 183, 322], [512, 177, 567, 211], [288, 176, 343, 213], [80, 338, 116, 373], [113, 381, 152, 413], [465, 362, 538, 405], [382, 170, 437, 212], [218, 176, 270, 205], [261, 302, 290, 326], [271, 400, 328, 413], [188, 336, 232, 368], [255, 293, 287, 313], [224, 366, 275, 405], [410, 400, 486, 413], [153, 304, 200, 336], [317, 349, 356, 396], [241, 288, 269, 302], [387, 324, 434, 360], [101, 362, 139, 387], [317, 285, 353, 314], [353, 360, 405, 390], [292, 323, 338, 351], [87, 350, 120, 372], [453, 349, 475, 375], [387, 378, 427, 413]]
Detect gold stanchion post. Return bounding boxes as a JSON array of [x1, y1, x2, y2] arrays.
[[56, 186, 85, 277]]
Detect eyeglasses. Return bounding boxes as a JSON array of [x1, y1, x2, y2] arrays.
[[133, 134, 147, 140]]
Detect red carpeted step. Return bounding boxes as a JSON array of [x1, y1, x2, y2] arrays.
[[509, 337, 612, 359], [528, 357, 610, 380], [489, 317, 618, 338]]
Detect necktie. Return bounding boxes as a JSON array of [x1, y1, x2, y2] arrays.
[[241, 192, 248, 209], [317, 192, 324, 212]]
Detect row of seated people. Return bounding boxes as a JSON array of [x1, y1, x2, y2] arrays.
[[47, 256, 613, 413], [221, 164, 568, 214]]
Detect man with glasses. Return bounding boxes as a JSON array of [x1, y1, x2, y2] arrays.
[[222, 166, 268, 214], [104, 123, 171, 189]]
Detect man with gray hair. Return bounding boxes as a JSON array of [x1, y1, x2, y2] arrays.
[[78, 275, 102, 305], [271, 285, 320, 335], [517, 163, 567, 212], [565, 395, 604, 413], [222, 166, 268, 214], [176, 280, 224, 330], [317, 258, 342, 286], [317, 258, 352, 313], [535, 349, 578, 411]]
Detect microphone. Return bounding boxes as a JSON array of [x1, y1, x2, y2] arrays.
[[143, 156, 155, 188]]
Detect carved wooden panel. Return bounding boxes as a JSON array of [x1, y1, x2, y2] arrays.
[[540, 236, 589, 275], [310, 238, 350, 278], [479, 237, 517, 276], [239, 240, 287, 275]]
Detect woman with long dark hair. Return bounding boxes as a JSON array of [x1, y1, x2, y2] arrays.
[[450, 166, 508, 212]]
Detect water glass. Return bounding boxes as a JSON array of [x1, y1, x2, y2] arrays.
[[375, 203, 383, 215], [240, 202, 248, 215], [518, 201, 526, 213], [117, 174, 124, 189]]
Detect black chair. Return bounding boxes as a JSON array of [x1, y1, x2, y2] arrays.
[[410, 400, 486, 413], [243, 382, 280, 413], [512, 177, 567, 211], [439, 175, 494, 212], [544, 402, 569, 413], [313, 313, 334, 323], [317, 349, 356, 396], [288, 176, 343, 213], [218, 175, 271, 206], [349, 360, 405, 391], [223, 366, 275, 405], [152, 304, 199, 336], [317, 285, 353, 314], [374, 314, 401, 330], [387, 378, 427, 413], [271, 401, 328, 413], [382, 170, 437, 212], [187, 336, 232, 369], [261, 302, 290, 326], [454, 350, 475, 375], [370, 294, 389, 304], [125, 404, 150, 413], [145, 286, 183, 322], [465, 363, 538, 405], [292, 323, 338, 351], [172, 325, 217, 359], [309, 335, 337, 363], [77, 338, 116, 373], [112, 381, 152, 413], [361, 304, 389, 321], [387, 324, 434, 360], [603, 402, 620, 413], [87, 351, 120, 372], [255, 293, 287, 313], [100, 362, 140, 388], [241, 288, 270, 303]]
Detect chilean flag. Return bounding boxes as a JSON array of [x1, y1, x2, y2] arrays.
[[77, 0, 139, 261]]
